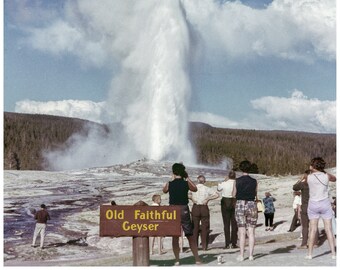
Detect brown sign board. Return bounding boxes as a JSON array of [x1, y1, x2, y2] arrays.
[[100, 205, 182, 237]]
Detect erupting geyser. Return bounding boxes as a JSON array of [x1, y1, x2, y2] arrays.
[[45, 0, 196, 169], [109, 0, 195, 163]]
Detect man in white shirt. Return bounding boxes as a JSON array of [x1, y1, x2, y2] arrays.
[[189, 175, 219, 250], [217, 170, 238, 249]]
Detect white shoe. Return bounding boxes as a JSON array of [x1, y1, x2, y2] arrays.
[[305, 255, 312, 260], [236, 255, 244, 262], [249, 256, 254, 261], [331, 255, 336, 260]]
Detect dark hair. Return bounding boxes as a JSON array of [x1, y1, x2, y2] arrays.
[[228, 170, 236, 179], [310, 157, 326, 172], [134, 200, 148, 206], [239, 160, 252, 173], [40, 204, 46, 209], [172, 163, 188, 178], [111, 200, 117, 206]]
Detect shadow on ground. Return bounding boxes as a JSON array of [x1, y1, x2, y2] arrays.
[[273, 220, 287, 230], [208, 232, 221, 245], [150, 253, 218, 266], [270, 244, 297, 254]]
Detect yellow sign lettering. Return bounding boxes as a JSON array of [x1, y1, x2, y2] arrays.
[[106, 210, 113, 220], [106, 209, 124, 220], [122, 221, 160, 233], [133, 209, 177, 220]]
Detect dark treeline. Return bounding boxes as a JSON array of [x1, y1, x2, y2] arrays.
[[3, 112, 336, 175], [189, 122, 336, 175], [4, 112, 109, 170]]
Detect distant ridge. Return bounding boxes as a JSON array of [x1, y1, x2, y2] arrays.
[[3, 112, 336, 175]]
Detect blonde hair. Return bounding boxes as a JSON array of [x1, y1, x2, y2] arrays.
[[152, 194, 161, 202]]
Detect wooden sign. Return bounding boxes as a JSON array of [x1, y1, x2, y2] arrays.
[[100, 205, 182, 237]]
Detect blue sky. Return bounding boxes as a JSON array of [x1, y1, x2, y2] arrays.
[[4, 0, 336, 134]]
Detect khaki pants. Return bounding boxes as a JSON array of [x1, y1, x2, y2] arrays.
[[32, 223, 47, 247]]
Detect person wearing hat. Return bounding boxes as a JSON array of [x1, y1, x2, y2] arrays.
[[32, 204, 50, 249]]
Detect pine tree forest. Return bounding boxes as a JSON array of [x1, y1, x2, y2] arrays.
[[3, 112, 336, 175]]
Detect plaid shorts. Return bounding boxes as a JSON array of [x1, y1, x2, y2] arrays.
[[235, 200, 258, 228]]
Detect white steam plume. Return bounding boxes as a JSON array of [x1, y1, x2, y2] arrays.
[[107, 1, 194, 163], [37, 0, 196, 169]]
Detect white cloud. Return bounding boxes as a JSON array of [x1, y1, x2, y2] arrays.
[[14, 0, 335, 66], [249, 90, 336, 133], [182, 0, 335, 61], [190, 91, 336, 133], [271, 0, 335, 60], [24, 19, 108, 68], [16, 91, 335, 134], [15, 99, 108, 123]]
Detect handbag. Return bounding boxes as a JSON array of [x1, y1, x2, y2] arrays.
[[256, 200, 264, 212]]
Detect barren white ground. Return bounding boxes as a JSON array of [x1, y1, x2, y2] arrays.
[[3, 160, 337, 267]]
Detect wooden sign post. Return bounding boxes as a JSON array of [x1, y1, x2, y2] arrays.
[[132, 236, 149, 266], [100, 205, 182, 266]]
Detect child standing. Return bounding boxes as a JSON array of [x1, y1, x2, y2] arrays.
[[150, 194, 165, 255], [262, 192, 276, 231]]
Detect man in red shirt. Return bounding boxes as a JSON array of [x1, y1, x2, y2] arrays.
[[32, 204, 50, 249]]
